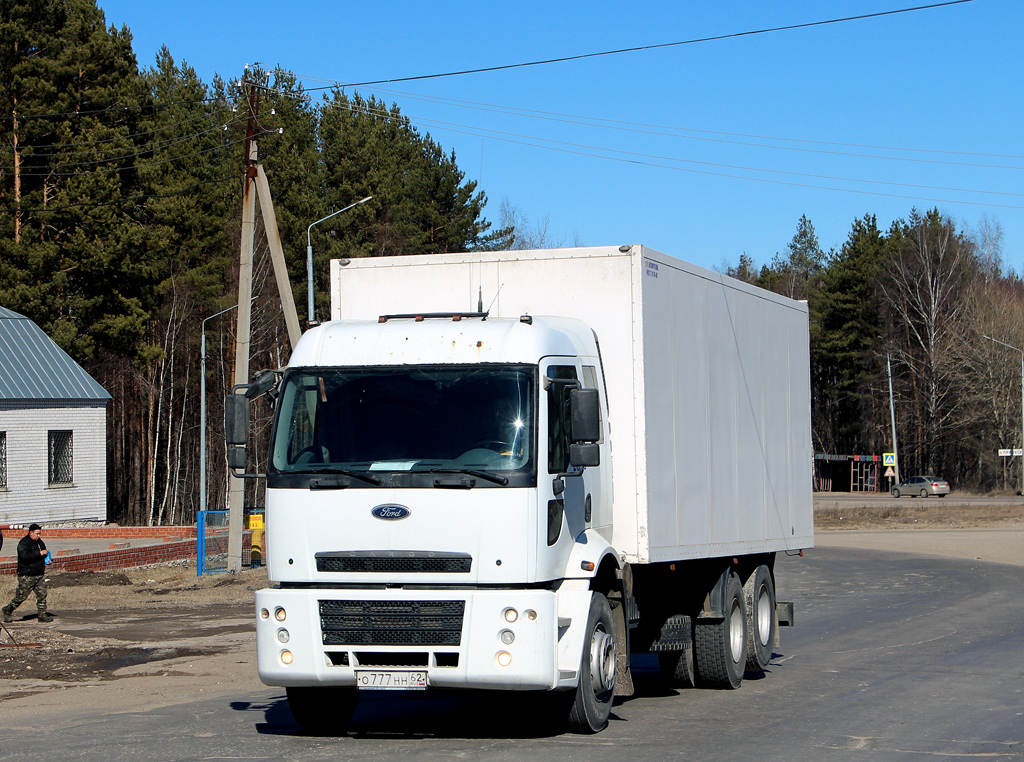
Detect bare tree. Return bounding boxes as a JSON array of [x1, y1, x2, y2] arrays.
[[880, 210, 974, 476], [495, 197, 569, 250]]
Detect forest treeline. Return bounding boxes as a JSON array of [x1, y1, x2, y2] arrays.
[[2, 2, 1020, 526], [1, 0, 513, 524], [723, 212, 1022, 493]]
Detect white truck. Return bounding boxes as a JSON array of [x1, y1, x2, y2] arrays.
[[228, 245, 813, 734]]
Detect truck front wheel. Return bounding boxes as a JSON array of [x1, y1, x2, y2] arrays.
[[567, 593, 617, 733], [694, 572, 746, 689], [286, 686, 358, 735]]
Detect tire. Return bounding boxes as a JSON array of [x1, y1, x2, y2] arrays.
[[892, 488, 901, 498], [657, 646, 695, 688], [920, 489, 929, 498], [287, 686, 359, 735], [743, 565, 776, 671], [567, 593, 617, 733], [694, 572, 746, 689]]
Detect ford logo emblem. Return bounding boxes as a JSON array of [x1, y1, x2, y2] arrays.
[[371, 504, 411, 520]]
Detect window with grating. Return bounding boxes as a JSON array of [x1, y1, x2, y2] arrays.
[[0, 432, 7, 488], [48, 430, 73, 485]]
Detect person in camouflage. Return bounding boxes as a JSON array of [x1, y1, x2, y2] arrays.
[[2, 524, 52, 623]]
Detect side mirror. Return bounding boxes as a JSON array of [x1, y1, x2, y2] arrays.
[[245, 369, 277, 399], [225, 395, 249, 445], [569, 443, 600, 468], [570, 388, 601, 443], [227, 445, 247, 470]]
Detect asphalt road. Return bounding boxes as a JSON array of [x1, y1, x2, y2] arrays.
[[12, 547, 1024, 762]]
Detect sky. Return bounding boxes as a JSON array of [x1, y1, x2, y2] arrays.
[[97, 0, 1023, 274]]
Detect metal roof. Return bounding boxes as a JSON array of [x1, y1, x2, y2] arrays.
[[0, 307, 111, 402]]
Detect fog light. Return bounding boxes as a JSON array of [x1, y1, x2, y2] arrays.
[[277, 628, 290, 644], [280, 650, 293, 665], [500, 629, 515, 645], [503, 608, 518, 623], [526, 610, 537, 621], [260, 608, 270, 620], [496, 651, 512, 667], [274, 607, 287, 622]]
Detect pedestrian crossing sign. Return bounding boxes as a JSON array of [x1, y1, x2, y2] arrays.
[[883, 453, 896, 467]]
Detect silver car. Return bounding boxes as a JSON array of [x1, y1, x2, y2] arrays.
[[891, 475, 950, 498]]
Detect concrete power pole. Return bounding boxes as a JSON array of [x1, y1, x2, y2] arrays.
[[225, 81, 302, 571], [227, 84, 260, 572]]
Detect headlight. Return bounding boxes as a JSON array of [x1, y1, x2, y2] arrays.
[[496, 651, 512, 667], [500, 629, 515, 645], [503, 608, 518, 623], [280, 650, 293, 665], [277, 628, 290, 644], [274, 607, 286, 622]]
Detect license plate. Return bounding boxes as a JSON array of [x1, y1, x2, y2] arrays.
[[355, 670, 428, 690]]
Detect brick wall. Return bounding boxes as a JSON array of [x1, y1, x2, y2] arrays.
[[0, 525, 199, 575]]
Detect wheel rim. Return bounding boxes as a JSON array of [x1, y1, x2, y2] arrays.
[[589, 625, 616, 694], [921, 489, 928, 498], [729, 601, 745, 663], [757, 586, 772, 647]]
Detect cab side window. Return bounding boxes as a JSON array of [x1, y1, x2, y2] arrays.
[[547, 366, 578, 474]]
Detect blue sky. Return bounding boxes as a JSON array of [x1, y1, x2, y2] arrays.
[[98, 0, 1022, 273]]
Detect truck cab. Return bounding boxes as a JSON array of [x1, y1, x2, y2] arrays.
[[253, 314, 622, 732]]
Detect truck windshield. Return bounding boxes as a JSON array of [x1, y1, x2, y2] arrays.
[[270, 365, 534, 480]]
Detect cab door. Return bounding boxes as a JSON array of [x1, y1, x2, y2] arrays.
[[537, 359, 594, 582]]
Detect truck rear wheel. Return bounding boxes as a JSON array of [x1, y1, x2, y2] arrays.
[[657, 646, 695, 688], [694, 572, 746, 689], [567, 592, 617, 733], [744, 565, 776, 671], [287, 686, 358, 735]]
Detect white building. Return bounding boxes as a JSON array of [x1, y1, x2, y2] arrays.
[[0, 307, 111, 524]]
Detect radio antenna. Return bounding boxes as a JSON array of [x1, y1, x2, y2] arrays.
[[484, 283, 504, 318]]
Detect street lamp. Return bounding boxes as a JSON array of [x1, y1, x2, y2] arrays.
[[306, 196, 372, 326], [200, 305, 238, 516], [982, 335, 1024, 496]]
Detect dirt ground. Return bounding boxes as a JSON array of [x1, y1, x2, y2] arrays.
[[1, 501, 1021, 715], [0, 563, 266, 705]]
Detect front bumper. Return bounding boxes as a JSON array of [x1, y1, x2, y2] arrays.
[[256, 587, 567, 691]]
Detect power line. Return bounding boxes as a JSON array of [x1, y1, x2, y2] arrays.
[[0, 173, 239, 215], [1, 134, 251, 178], [7, 120, 247, 173], [318, 92, 1024, 208], [0, 96, 228, 123], [308, 1, 977, 88], [364, 85, 1024, 165], [11, 108, 242, 154]]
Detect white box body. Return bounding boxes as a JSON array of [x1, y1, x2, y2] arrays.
[[331, 245, 813, 563]]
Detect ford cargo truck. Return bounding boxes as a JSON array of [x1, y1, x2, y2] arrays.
[[229, 245, 813, 734]]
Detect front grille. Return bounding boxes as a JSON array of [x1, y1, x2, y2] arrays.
[[316, 553, 471, 574], [319, 600, 465, 646]]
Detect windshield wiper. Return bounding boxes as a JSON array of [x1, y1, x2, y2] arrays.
[[301, 466, 383, 485], [427, 468, 509, 486]]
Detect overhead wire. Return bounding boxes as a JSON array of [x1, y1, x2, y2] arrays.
[[0, 173, 240, 215], [315, 89, 1024, 209], [303, 1, 977, 88], [361, 85, 1024, 167], [10, 107, 243, 154], [6, 120, 248, 175]]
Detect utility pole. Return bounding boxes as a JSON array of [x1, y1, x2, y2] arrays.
[[887, 354, 901, 485], [227, 83, 260, 572], [983, 335, 1024, 496]]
